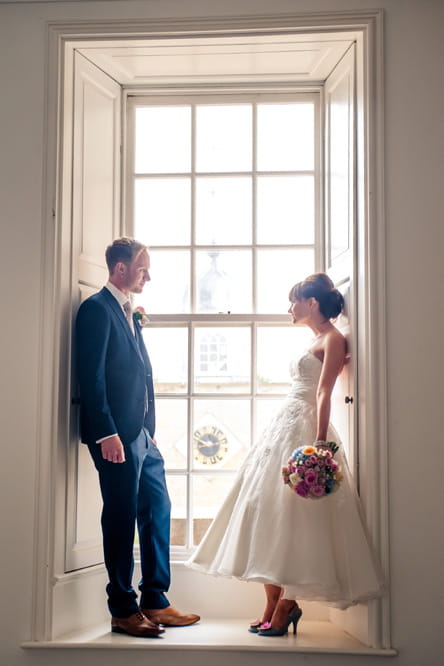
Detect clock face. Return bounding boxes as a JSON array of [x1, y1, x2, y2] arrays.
[[193, 425, 229, 465]]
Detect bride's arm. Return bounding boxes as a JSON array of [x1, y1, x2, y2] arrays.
[[315, 333, 346, 442]]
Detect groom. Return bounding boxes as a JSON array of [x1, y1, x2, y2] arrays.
[[75, 237, 199, 637]]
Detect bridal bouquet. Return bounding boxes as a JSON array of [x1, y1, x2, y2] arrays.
[[285, 442, 342, 500]]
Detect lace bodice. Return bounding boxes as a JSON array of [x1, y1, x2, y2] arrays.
[[288, 351, 322, 404]]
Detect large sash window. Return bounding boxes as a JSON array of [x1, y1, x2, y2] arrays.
[[127, 94, 319, 554]]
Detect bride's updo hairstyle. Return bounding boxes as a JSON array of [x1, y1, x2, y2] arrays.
[[289, 273, 344, 320]]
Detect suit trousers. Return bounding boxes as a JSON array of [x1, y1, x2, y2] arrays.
[[88, 428, 171, 617]]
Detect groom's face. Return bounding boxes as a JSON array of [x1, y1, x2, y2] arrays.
[[125, 250, 151, 294]]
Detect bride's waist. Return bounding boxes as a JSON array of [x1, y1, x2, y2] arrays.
[[286, 383, 317, 403]]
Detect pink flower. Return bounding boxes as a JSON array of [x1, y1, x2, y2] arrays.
[[305, 470, 318, 486], [310, 485, 325, 497], [309, 455, 318, 465], [295, 481, 309, 497]]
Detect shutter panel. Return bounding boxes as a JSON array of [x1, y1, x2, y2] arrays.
[[323, 45, 357, 474], [66, 52, 121, 571]]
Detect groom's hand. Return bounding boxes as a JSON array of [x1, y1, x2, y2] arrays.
[[101, 435, 126, 463]]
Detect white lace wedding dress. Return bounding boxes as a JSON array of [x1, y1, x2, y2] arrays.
[[187, 351, 385, 609]]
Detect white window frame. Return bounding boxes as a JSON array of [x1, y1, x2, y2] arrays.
[[125, 90, 321, 557], [33, 10, 389, 651]]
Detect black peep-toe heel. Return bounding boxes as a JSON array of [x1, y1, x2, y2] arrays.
[[258, 607, 302, 637]]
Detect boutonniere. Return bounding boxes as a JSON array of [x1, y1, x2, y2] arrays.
[[133, 306, 150, 328]]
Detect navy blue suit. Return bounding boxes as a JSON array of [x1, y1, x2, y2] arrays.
[[76, 287, 171, 617]]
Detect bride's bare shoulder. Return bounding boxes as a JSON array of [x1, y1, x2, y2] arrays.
[[325, 327, 347, 356]]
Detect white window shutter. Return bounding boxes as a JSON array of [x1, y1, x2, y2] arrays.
[[323, 45, 357, 474], [66, 51, 121, 572]]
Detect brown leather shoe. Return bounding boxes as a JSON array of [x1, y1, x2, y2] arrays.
[[142, 605, 200, 627], [111, 610, 165, 637]]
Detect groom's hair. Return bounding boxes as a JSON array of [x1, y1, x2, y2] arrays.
[[105, 237, 147, 273]]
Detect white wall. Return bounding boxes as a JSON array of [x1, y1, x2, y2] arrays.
[[0, 1, 442, 665]]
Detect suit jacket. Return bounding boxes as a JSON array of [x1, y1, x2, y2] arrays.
[[75, 287, 155, 446]]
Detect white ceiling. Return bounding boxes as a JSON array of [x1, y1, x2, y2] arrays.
[[76, 32, 357, 86]]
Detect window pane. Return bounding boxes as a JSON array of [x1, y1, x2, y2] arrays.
[[134, 249, 190, 314], [192, 398, 251, 470], [196, 105, 252, 172], [166, 475, 187, 546], [256, 175, 314, 244], [256, 248, 314, 313], [135, 106, 191, 174], [194, 328, 251, 393], [192, 475, 235, 545], [257, 103, 314, 171], [257, 326, 312, 393], [156, 399, 188, 469], [195, 176, 252, 245], [135, 178, 190, 245], [255, 398, 282, 438], [142, 327, 188, 394], [195, 250, 252, 313]]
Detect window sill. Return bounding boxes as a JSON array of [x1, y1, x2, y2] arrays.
[[23, 619, 397, 655]]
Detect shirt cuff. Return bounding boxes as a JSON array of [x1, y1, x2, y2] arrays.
[[96, 433, 118, 444]]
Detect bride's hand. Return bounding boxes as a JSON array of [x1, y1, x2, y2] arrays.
[[281, 465, 291, 485]]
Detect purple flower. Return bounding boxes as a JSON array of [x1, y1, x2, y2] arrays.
[[309, 455, 319, 465], [310, 485, 325, 497], [305, 470, 318, 486], [295, 481, 309, 497], [297, 466, 305, 476]]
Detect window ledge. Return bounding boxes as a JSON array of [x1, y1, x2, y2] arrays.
[[23, 619, 397, 655]]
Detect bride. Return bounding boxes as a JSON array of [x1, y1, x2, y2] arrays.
[[187, 273, 385, 637]]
